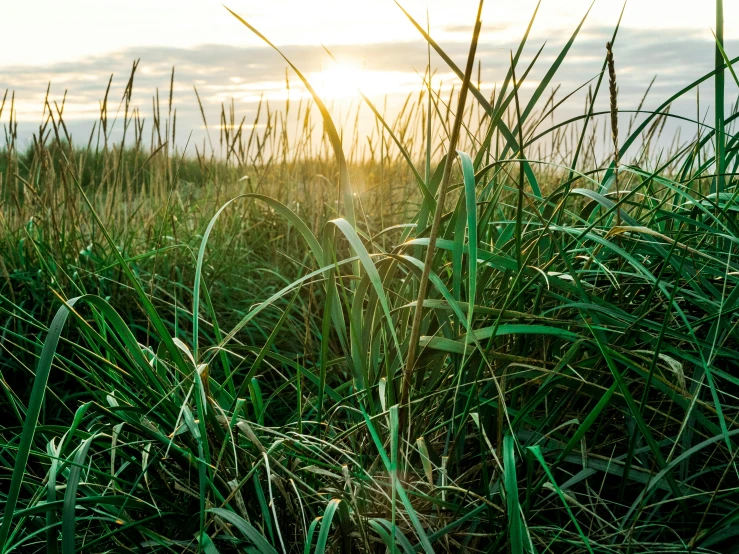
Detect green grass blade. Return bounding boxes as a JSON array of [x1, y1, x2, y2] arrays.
[[504, 436, 523, 554], [61, 435, 97, 554], [528, 446, 594, 554], [0, 300, 76, 550], [208, 508, 278, 554]]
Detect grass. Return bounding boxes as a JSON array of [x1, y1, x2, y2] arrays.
[[1, 1, 739, 552]]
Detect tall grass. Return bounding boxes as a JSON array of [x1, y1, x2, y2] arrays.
[[2, 1, 739, 552]]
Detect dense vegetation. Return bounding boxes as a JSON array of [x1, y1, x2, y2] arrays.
[[2, 2, 739, 552]]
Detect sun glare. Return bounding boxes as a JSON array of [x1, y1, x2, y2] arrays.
[[310, 62, 367, 99], [309, 62, 416, 100]]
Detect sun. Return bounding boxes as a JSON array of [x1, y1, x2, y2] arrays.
[[309, 62, 367, 100], [308, 61, 417, 101]]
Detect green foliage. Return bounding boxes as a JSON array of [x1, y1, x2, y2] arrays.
[[2, 1, 739, 553]]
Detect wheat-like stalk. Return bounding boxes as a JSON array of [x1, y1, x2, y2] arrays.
[[606, 41, 620, 227]]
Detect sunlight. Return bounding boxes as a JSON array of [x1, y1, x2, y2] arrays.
[[308, 61, 417, 100], [309, 62, 368, 99]]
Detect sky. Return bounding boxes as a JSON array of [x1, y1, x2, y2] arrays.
[[2, 0, 737, 154], [2, 0, 737, 66]]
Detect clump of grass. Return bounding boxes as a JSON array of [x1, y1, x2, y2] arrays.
[[1, 1, 739, 553]]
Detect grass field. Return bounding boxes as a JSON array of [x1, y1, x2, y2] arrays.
[[2, 2, 739, 552]]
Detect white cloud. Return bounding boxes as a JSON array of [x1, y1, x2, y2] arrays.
[[1, 25, 736, 160], [2, 0, 736, 67]]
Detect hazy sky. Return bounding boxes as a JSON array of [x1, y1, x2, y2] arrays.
[[2, 1, 737, 153], [2, 0, 737, 67]]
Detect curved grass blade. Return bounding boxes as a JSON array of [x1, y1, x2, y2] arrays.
[[208, 508, 278, 554], [61, 435, 98, 554], [0, 300, 77, 550], [225, 7, 355, 227]]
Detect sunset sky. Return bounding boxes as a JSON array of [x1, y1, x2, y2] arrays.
[[2, 0, 737, 150]]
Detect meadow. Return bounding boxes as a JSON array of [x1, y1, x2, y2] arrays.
[[1, 2, 739, 552]]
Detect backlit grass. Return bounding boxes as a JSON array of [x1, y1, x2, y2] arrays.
[[1, 1, 739, 552]]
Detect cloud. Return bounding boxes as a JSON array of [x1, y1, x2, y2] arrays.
[[0, 26, 735, 154], [443, 23, 510, 34]]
